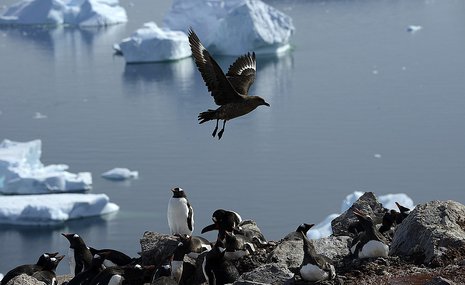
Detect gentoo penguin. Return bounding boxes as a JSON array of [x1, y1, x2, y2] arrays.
[[0, 252, 63, 285], [379, 202, 411, 233], [66, 253, 107, 285], [171, 235, 212, 282], [88, 247, 133, 268], [88, 264, 154, 285], [152, 258, 172, 282], [167, 187, 194, 236], [223, 231, 255, 260], [350, 209, 389, 259], [31, 254, 64, 285], [395, 202, 411, 224], [62, 233, 93, 276], [201, 209, 242, 238], [297, 225, 336, 282], [202, 240, 239, 285]]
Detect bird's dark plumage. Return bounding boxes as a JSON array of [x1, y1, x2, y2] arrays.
[[188, 28, 269, 139]]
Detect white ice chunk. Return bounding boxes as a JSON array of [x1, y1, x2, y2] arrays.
[[407, 25, 422, 33], [164, 0, 294, 55], [309, 191, 415, 239], [307, 213, 339, 240], [0, 193, 119, 225], [101, 167, 138, 181], [0, 273, 3, 281], [0, 0, 127, 27], [0, 139, 92, 194], [115, 22, 191, 63]]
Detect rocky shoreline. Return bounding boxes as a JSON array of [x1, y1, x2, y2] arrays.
[[5, 192, 465, 285]]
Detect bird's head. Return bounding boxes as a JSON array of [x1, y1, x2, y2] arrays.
[[250, 96, 270, 107]]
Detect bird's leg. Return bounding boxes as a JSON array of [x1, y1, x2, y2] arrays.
[[212, 119, 219, 137], [218, 120, 226, 139]]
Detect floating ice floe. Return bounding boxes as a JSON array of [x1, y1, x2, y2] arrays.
[[307, 191, 415, 240], [0, 193, 119, 225], [407, 25, 422, 33], [164, 0, 294, 55], [114, 22, 191, 63], [0, 0, 127, 27], [0, 139, 92, 194], [101, 167, 139, 181]]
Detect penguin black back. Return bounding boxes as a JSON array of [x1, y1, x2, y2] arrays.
[[88, 247, 133, 267], [203, 241, 239, 285], [62, 233, 93, 275]]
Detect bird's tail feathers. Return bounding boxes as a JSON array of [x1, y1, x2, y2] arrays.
[[198, 109, 217, 124]]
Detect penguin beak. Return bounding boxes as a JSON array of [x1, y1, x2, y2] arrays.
[[201, 223, 218, 234], [56, 255, 65, 262]]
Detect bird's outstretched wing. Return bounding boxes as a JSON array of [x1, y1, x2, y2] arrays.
[[188, 28, 242, 106], [226, 52, 256, 95]]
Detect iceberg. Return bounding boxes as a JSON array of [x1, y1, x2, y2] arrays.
[[101, 167, 138, 181], [0, 193, 119, 225], [115, 22, 192, 63], [164, 0, 294, 55], [0, 139, 92, 194], [307, 191, 415, 240], [0, 0, 127, 27]]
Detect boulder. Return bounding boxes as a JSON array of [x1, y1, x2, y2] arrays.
[[234, 263, 294, 285], [390, 200, 465, 266], [425, 276, 457, 285], [139, 231, 179, 266], [331, 192, 386, 236]]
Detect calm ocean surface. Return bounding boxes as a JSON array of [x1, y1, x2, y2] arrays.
[[1, 0, 464, 275]]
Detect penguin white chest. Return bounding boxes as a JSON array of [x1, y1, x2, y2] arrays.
[[167, 197, 193, 235], [358, 240, 389, 259], [68, 248, 76, 276], [300, 264, 329, 281], [108, 274, 124, 285]]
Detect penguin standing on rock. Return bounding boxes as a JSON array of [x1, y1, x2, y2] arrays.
[[202, 239, 239, 285], [32, 254, 65, 285], [201, 209, 242, 238], [297, 225, 335, 282], [350, 209, 389, 259], [62, 233, 93, 276], [167, 187, 194, 236]]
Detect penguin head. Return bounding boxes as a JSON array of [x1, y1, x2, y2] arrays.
[[61, 233, 86, 249], [395, 202, 411, 214], [296, 223, 315, 234], [171, 187, 187, 198], [37, 252, 59, 266], [42, 254, 65, 271]]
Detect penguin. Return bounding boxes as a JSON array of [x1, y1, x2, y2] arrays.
[[395, 201, 411, 224], [171, 235, 212, 283], [88, 247, 133, 268], [297, 225, 336, 282], [350, 209, 389, 259], [167, 187, 194, 236], [1, 252, 63, 285], [379, 209, 398, 233], [202, 240, 239, 285], [223, 231, 255, 260], [66, 253, 107, 285], [152, 258, 172, 282], [62, 233, 93, 276], [201, 209, 242, 238], [31, 254, 64, 285]]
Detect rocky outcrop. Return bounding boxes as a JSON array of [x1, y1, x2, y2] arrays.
[[390, 200, 465, 266], [234, 263, 294, 285], [140, 231, 179, 266], [331, 192, 386, 236]]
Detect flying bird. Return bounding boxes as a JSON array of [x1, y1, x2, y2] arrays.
[[188, 28, 270, 139]]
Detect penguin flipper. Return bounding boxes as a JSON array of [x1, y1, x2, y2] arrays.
[[187, 203, 194, 232]]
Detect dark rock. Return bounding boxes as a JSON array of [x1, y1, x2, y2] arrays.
[[312, 235, 352, 260], [5, 274, 44, 285], [234, 263, 294, 285], [266, 236, 303, 270], [425, 276, 457, 285], [331, 192, 386, 237], [139, 231, 179, 266], [238, 220, 267, 244], [152, 276, 179, 285], [390, 200, 465, 265]]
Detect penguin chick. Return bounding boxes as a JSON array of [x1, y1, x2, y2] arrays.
[[167, 187, 194, 236], [298, 226, 336, 282], [62, 233, 93, 276], [201, 209, 242, 239], [350, 209, 389, 259]]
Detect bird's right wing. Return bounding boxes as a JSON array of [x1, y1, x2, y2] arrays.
[[188, 28, 242, 105], [226, 52, 256, 95]]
